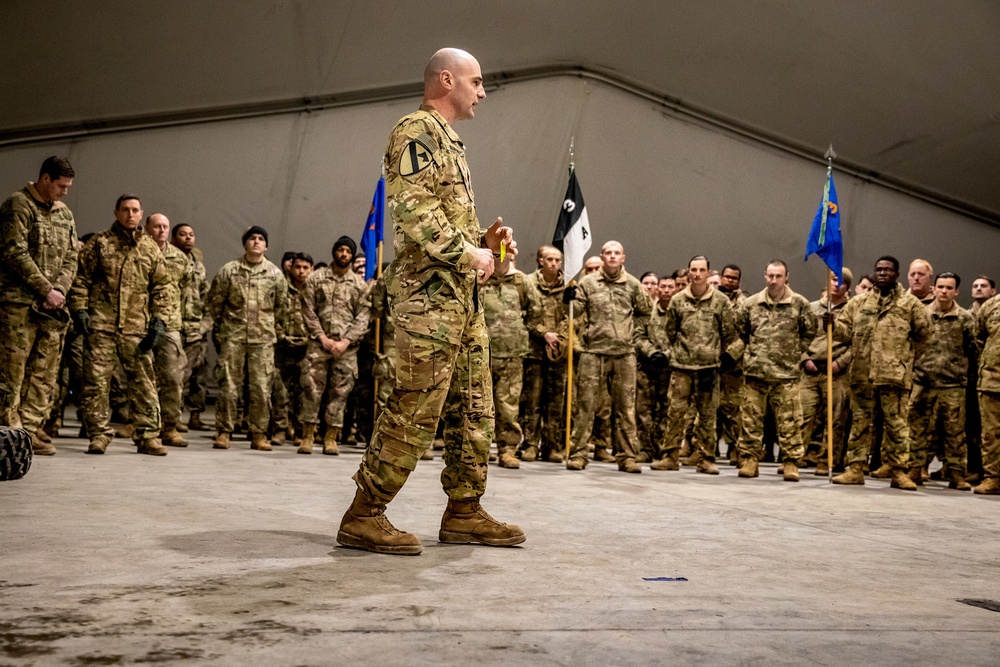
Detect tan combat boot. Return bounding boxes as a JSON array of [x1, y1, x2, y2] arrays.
[[738, 458, 759, 478], [595, 448, 616, 463], [682, 449, 704, 467], [213, 431, 231, 449], [337, 488, 423, 555], [34, 428, 52, 445], [114, 423, 135, 439], [86, 436, 111, 455], [175, 421, 189, 433], [619, 458, 642, 474], [815, 460, 830, 476], [650, 451, 681, 471], [161, 427, 188, 448], [31, 431, 56, 456], [547, 450, 565, 463], [565, 458, 586, 471], [783, 461, 800, 482], [497, 449, 520, 469], [832, 463, 865, 485], [696, 458, 719, 475], [907, 467, 924, 486], [251, 432, 272, 451], [188, 411, 207, 431], [972, 477, 1000, 495], [890, 468, 918, 490], [871, 463, 893, 478], [948, 471, 972, 491], [270, 430, 286, 447], [137, 438, 168, 456], [297, 424, 315, 454], [439, 497, 526, 546], [520, 445, 538, 462], [323, 427, 341, 455], [420, 449, 434, 460]]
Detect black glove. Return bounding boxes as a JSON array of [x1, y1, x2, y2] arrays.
[[719, 352, 735, 373], [649, 351, 669, 368], [561, 285, 577, 304], [138, 318, 167, 354], [72, 310, 91, 336]]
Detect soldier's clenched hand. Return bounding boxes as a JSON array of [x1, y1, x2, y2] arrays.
[[43, 289, 65, 310]]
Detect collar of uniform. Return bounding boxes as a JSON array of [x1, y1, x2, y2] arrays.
[[761, 286, 794, 305], [907, 287, 933, 304], [534, 269, 564, 292], [819, 296, 848, 311], [25, 181, 64, 210], [239, 256, 268, 272], [418, 104, 463, 146], [929, 300, 958, 317], [111, 220, 143, 244], [681, 284, 716, 302], [599, 267, 627, 284]]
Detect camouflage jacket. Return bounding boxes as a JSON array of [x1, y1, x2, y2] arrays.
[[662, 285, 736, 370], [482, 269, 530, 359], [802, 297, 852, 373], [301, 266, 370, 345], [369, 277, 396, 355], [573, 267, 654, 357], [978, 295, 1000, 392], [158, 242, 195, 333], [720, 289, 747, 368], [68, 222, 170, 335], [204, 256, 288, 345], [913, 302, 977, 388], [383, 104, 483, 314], [524, 269, 568, 361], [833, 283, 932, 389], [0, 182, 78, 305], [178, 246, 209, 342], [281, 280, 310, 348], [737, 287, 817, 382], [647, 303, 672, 356]]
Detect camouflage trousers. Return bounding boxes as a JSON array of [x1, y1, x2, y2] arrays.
[[374, 345, 397, 409], [491, 356, 523, 452], [848, 383, 910, 469], [82, 331, 161, 442], [344, 345, 375, 442], [591, 378, 612, 452], [216, 341, 274, 434], [272, 342, 306, 432], [717, 370, 743, 452], [520, 356, 566, 458], [299, 341, 358, 429], [636, 361, 670, 459], [182, 336, 209, 413], [0, 304, 68, 433], [662, 368, 719, 461], [980, 391, 1000, 478], [908, 385, 966, 472], [799, 371, 849, 465], [738, 376, 805, 462], [356, 299, 493, 504], [152, 331, 187, 429], [569, 352, 640, 465]]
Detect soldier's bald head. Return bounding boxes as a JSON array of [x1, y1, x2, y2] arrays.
[[424, 48, 477, 89]]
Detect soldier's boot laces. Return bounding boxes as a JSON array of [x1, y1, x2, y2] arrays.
[[497, 449, 520, 469], [270, 430, 286, 447], [161, 428, 188, 448], [298, 424, 315, 454], [972, 477, 1000, 495], [594, 448, 616, 463], [251, 432, 272, 451], [832, 463, 865, 485], [783, 461, 800, 482], [948, 471, 972, 491], [187, 412, 207, 431], [890, 468, 918, 491], [871, 463, 893, 478], [738, 457, 759, 478], [696, 458, 719, 475], [337, 488, 423, 555], [439, 497, 526, 547], [137, 438, 168, 456], [323, 427, 340, 456], [520, 445, 538, 462], [86, 436, 111, 455], [213, 431, 231, 449], [619, 458, 642, 474]]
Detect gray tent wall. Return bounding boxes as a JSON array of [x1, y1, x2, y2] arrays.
[[0, 76, 997, 297]]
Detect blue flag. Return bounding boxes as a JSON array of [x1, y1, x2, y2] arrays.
[[360, 177, 385, 281], [805, 172, 843, 285]]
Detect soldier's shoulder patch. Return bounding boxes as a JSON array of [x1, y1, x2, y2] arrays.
[[398, 135, 436, 177]]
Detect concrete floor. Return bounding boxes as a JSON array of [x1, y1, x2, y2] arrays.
[[2, 419, 1000, 666]]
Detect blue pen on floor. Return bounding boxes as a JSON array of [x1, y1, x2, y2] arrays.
[[643, 577, 688, 582]]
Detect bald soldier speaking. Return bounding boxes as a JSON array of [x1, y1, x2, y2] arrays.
[[337, 48, 526, 555]]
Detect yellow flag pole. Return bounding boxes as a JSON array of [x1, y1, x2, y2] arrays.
[[373, 239, 384, 423], [564, 293, 575, 461], [826, 269, 835, 482]]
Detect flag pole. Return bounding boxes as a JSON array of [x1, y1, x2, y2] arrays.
[[824, 144, 836, 482], [373, 159, 386, 424], [564, 138, 576, 461]]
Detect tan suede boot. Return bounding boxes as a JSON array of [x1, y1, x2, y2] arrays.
[[439, 497, 526, 546], [420, 449, 434, 460], [565, 458, 586, 470], [890, 468, 918, 490], [682, 449, 704, 467], [650, 451, 681, 471], [594, 448, 616, 463], [34, 428, 52, 445], [497, 450, 520, 469], [783, 461, 800, 482], [161, 427, 188, 448], [187, 411, 207, 431], [815, 460, 830, 476], [298, 424, 316, 454], [738, 458, 759, 478], [619, 458, 642, 474], [972, 477, 1000, 495], [547, 450, 565, 463], [908, 467, 924, 486], [86, 435, 111, 455], [832, 462, 865, 485], [213, 431, 231, 449], [175, 421, 189, 433], [270, 430, 286, 447], [948, 471, 972, 491], [250, 432, 272, 451], [337, 488, 423, 555], [520, 445, 538, 462], [136, 438, 168, 456], [871, 463, 893, 478], [696, 458, 719, 475], [323, 427, 340, 455]]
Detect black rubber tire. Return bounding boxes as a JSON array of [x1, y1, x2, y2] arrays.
[[0, 426, 32, 481]]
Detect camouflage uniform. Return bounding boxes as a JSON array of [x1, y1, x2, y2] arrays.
[[298, 266, 370, 431], [520, 269, 568, 459], [799, 297, 852, 467], [272, 278, 309, 435], [908, 302, 977, 474], [735, 287, 816, 463], [977, 295, 1000, 479], [717, 290, 747, 455], [356, 104, 494, 504], [482, 269, 530, 455], [635, 303, 671, 460], [69, 223, 170, 445], [660, 285, 736, 461], [833, 283, 932, 469], [180, 246, 210, 416], [152, 242, 193, 431], [370, 277, 397, 409], [568, 267, 654, 468], [0, 183, 78, 435], [204, 256, 288, 436]]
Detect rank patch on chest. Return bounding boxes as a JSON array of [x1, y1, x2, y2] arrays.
[[399, 139, 434, 177]]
